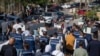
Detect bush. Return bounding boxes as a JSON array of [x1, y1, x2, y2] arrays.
[[85, 10, 99, 21]]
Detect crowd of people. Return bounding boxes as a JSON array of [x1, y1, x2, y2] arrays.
[[0, 11, 100, 56]]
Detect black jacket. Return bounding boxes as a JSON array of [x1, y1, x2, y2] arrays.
[[87, 40, 100, 56], [0, 44, 17, 56]]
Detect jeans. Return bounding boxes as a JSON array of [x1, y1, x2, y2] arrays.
[[2, 32, 8, 41], [16, 49, 22, 56]]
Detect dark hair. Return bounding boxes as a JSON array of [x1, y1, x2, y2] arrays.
[[73, 23, 82, 31], [53, 32, 57, 36], [49, 34, 53, 37], [8, 25, 12, 32], [43, 31, 47, 36], [17, 28, 22, 31], [23, 42, 30, 50], [70, 30, 74, 33], [93, 33, 98, 39], [79, 41, 84, 47], [40, 41, 46, 52]]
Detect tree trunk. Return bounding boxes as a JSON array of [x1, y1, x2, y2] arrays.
[[4, 0, 6, 13], [80, 0, 82, 9]]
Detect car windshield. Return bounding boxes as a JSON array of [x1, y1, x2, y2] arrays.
[[65, 15, 73, 20], [44, 13, 52, 16], [56, 12, 64, 16]]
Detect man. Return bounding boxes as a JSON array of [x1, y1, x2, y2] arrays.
[[20, 42, 34, 56], [22, 28, 30, 36], [40, 32, 49, 44], [1, 19, 8, 40], [0, 38, 17, 56], [13, 31, 23, 56], [73, 41, 88, 56], [23, 34, 35, 51], [1, 19, 8, 34], [17, 28, 23, 35], [74, 31, 88, 49], [87, 35, 100, 56], [13, 20, 25, 33]]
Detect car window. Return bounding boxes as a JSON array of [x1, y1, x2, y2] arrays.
[[44, 13, 52, 16], [57, 12, 64, 16]]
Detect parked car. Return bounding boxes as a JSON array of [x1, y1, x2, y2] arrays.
[[77, 9, 86, 16], [46, 5, 63, 12], [70, 3, 85, 8], [56, 12, 64, 19], [64, 14, 73, 22], [42, 12, 58, 23], [26, 15, 41, 21], [61, 4, 71, 9]]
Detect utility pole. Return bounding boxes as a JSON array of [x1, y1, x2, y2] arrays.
[[80, 0, 82, 9], [4, 0, 6, 13], [45, 0, 48, 12], [86, 0, 88, 11], [85, 0, 89, 19]]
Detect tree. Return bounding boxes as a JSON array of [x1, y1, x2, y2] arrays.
[[85, 10, 99, 20], [56, 0, 71, 4], [33, 0, 48, 5]]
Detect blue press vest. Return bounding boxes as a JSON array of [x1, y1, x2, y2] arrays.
[[21, 50, 34, 56], [14, 34, 23, 49], [24, 36, 35, 51]]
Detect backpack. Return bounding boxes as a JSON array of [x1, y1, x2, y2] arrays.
[[40, 36, 49, 44], [74, 38, 88, 49], [49, 39, 60, 52]]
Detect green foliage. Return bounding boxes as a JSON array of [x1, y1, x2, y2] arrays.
[[32, 0, 48, 5], [86, 10, 99, 20], [60, 0, 71, 3], [21, 0, 28, 6], [15, 0, 48, 6], [15, 0, 20, 3], [66, 0, 71, 2], [86, 10, 96, 18], [96, 5, 100, 12], [15, 0, 32, 6], [60, 0, 66, 3]]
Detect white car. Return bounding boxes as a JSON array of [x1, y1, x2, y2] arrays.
[[64, 14, 73, 23], [61, 4, 71, 9], [42, 12, 58, 23]]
